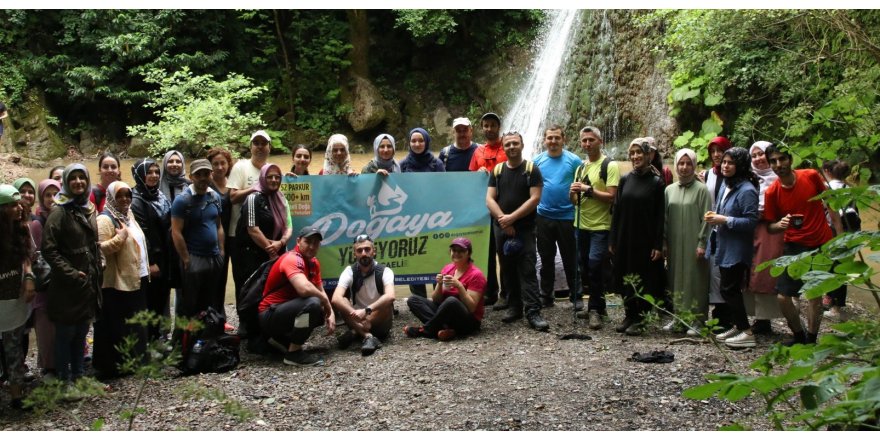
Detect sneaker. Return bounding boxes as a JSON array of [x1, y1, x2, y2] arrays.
[[724, 331, 756, 348], [337, 330, 356, 349], [714, 327, 740, 341], [588, 311, 603, 330], [437, 329, 457, 342], [224, 323, 236, 333], [686, 328, 701, 337], [527, 314, 550, 332], [573, 299, 584, 311], [501, 309, 523, 323], [615, 318, 635, 333], [61, 384, 85, 402], [283, 350, 324, 367], [661, 320, 677, 332], [492, 299, 510, 311], [624, 322, 644, 336], [823, 308, 847, 322], [403, 325, 427, 338], [361, 336, 381, 356]]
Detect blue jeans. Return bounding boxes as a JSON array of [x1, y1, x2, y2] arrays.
[[577, 229, 609, 314], [54, 321, 90, 382]]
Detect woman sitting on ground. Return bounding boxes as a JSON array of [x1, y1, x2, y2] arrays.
[[362, 134, 400, 176], [404, 237, 486, 341]]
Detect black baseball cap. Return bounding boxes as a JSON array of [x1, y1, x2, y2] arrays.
[[298, 226, 322, 240], [480, 112, 501, 124]]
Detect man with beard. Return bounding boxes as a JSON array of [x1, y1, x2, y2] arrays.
[[331, 235, 395, 356]]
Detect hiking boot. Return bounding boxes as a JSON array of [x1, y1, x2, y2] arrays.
[[283, 350, 324, 367], [751, 319, 773, 335], [337, 330, 356, 349], [541, 295, 555, 308], [615, 317, 635, 333], [501, 308, 523, 323], [805, 332, 818, 344], [624, 322, 644, 336], [492, 298, 510, 311], [781, 331, 807, 347], [714, 327, 740, 341], [527, 314, 550, 332], [403, 325, 428, 338], [724, 331, 756, 348], [437, 329, 457, 342], [587, 311, 603, 330], [361, 336, 382, 356]]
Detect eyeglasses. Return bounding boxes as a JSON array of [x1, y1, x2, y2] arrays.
[[353, 234, 372, 243]]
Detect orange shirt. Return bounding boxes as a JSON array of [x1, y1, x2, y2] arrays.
[[468, 141, 507, 171]]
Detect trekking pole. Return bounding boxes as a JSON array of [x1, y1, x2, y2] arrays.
[[573, 190, 582, 325]]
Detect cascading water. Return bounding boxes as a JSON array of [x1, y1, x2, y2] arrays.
[[503, 9, 583, 159]]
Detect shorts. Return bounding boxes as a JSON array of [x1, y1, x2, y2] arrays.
[[776, 242, 820, 297]]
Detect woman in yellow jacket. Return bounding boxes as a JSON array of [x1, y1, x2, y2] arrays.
[[93, 181, 149, 379]]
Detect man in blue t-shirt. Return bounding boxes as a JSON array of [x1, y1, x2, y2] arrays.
[[171, 158, 225, 319], [532, 125, 582, 310], [438, 117, 479, 172]]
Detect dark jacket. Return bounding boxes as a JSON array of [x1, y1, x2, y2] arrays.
[[131, 194, 170, 272], [41, 204, 102, 325]]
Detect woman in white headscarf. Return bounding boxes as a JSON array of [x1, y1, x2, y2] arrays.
[[321, 134, 357, 175], [663, 148, 713, 333], [743, 141, 783, 334]]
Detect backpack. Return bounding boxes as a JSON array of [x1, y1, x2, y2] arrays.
[[178, 306, 240, 375], [440, 146, 451, 169], [840, 183, 862, 232], [176, 188, 222, 219], [346, 262, 387, 306], [575, 156, 611, 187], [493, 160, 535, 186], [237, 255, 281, 349]]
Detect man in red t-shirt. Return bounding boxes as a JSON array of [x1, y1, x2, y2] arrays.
[[258, 226, 335, 366], [469, 112, 508, 309], [763, 146, 842, 345]]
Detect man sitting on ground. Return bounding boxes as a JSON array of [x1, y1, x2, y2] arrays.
[[330, 234, 395, 356], [258, 227, 335, 367]]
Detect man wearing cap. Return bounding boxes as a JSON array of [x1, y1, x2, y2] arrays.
[[228, 130, 272, 323], [170, 159, 225, 320], [258, 226, 335, 367], [439, 117, 479, 172], [486, 131, 548, 331], [330, 235, 395, 356], [470, 112, 508, 307], [533, 124, 581, 310]]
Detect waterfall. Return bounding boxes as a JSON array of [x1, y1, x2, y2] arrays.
[[502, 9, 583, 159]]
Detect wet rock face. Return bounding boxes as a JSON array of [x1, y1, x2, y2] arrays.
[[2, 91, 66, 161], [566, 10, 678, 156], [345, 74, 387, 133]]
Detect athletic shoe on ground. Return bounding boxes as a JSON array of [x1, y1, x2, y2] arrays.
[[624, 322, 644, 336], [283, 350, 324, 367], [615, 318, 635, 333], [661, 320, 677, 332], [714, 327, 740, 341], [337, 330, 356, 349], [437, 329, 457, 342], [492, 299, 510, 311], [501, 309, 524, 323], [823, 308, 847, 322], [361, 336, 381, 356], [686, 328, 701, 337], [527, 314, 550, 332], [724, 332, 756, 348], [588, 311, 603, 330], [573, 299, 584, 311], [403, 325, 428, 338]]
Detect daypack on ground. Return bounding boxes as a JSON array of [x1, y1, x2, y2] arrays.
[[178, 306, 240, 375]]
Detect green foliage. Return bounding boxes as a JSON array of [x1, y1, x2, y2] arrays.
[[127, 67, 267, 156], [393, 10, 463, 45], [649, 10, 880, 179]]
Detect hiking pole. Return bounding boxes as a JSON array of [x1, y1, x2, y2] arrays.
[[572, 190, 582, 325]]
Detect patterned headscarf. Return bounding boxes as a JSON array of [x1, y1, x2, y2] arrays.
[[372, 133, 400, 173], [253, 163, 287, 240], [322, 134, 352, 175], [750, 141, 778, 211], [54, 163, 93, 211], [104, 181, 133, 226], [132, 158, 170, 218]]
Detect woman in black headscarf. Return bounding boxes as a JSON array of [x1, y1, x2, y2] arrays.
[[130, 158, 172, 340]]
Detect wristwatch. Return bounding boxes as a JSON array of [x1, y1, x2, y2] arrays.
[[365, 307, 372, 316]]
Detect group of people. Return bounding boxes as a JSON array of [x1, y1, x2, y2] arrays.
[[0, 101, 857, 409]]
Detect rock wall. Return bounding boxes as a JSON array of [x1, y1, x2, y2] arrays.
[[0, 90, 66, 165]]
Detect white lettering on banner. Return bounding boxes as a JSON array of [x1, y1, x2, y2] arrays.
[[311, 211, 454, 244]]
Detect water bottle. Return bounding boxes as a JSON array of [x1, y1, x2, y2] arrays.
[[192, 339, 205, 354]]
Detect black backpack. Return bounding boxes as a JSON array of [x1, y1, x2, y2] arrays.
[[840, 183, 862, 232], [178, 307, 240, 375], [345, 262, 387, 306], [237, 255, 281, 345]]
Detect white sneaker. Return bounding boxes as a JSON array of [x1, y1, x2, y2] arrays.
[[686, 328, 701, 337], [661, 320, 677, 332], [715, 327, 740, 341], [823, 308, 847, 322], [724, 331, 756, 348]]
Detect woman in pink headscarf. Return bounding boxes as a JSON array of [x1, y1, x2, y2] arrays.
[[31, 179, 62, 377]]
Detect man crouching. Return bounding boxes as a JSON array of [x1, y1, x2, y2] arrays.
[[258, 227, 335, 367], [331, 234, 395, 356]]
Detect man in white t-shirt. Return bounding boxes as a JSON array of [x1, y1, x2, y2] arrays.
[[228, 130, 272, 314], [331, 234, 395, 356]]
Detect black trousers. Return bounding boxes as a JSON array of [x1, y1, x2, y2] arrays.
[[407, 295, 480, 337], [93, 282, 148, 377], [535, 215, 577, 299], [719, 263, 750, 330], [493, 224, 541, 317], [177, 254, 223, 319], [259, 296, 324, 346]]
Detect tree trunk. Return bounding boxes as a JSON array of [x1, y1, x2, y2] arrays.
[[347, 9, 370, 79], [273, 9, 296, 122]]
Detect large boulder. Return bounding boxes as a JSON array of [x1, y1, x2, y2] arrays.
[[1, 91, 66, 162], [344, 75, 386, 133]]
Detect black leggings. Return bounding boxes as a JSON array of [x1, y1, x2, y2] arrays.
[[259, 296, 324, 346], [407, 295, 480, 337], [719, 263, 750, 330]]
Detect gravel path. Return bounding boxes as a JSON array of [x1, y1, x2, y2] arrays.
[[1, 296, 794, 431]]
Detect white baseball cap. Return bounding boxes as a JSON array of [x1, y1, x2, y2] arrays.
[[250, 130, 271, 143], [452, 117, 471, 128]]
